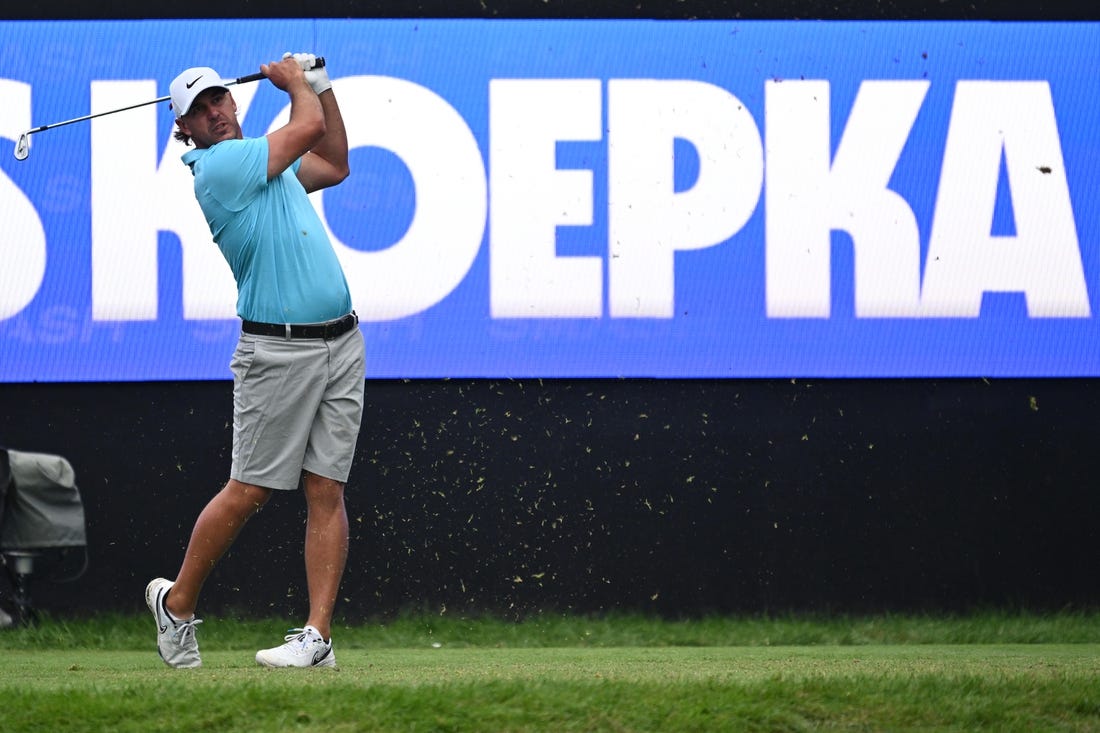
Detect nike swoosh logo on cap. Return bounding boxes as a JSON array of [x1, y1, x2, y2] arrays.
[[185, 75, 203, 89]]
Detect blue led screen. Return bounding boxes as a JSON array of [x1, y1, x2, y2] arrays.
[[1, 20, 1098, 380]]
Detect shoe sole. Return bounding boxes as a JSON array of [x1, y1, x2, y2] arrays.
[[145, 578, 169, 619]]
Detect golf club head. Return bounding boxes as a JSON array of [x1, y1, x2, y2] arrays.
[[13, 132, 29, 161]]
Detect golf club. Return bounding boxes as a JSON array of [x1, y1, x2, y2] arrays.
[[12, 57, 326, 161]]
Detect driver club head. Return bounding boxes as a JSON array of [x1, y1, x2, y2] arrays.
[[13, 132, 30, 161]]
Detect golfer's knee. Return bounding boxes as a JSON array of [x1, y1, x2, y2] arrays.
[[224, 479, 273, 511]]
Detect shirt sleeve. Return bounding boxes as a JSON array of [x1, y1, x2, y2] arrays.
[[201, 138, 270, 212]]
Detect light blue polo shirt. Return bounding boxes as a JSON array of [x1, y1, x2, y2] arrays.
[[182, 137, 353, 324]]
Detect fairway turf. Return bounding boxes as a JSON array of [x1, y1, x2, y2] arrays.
[[2, 613, 1099, 732]]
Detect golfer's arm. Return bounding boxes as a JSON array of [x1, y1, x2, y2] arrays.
[[267, 80, 324, 180], [296, 90, 349, 193]]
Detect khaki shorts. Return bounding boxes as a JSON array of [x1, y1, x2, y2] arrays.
[[229, 326, 365, 491]]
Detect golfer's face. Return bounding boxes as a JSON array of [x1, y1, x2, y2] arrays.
[[179, 89, 241, 148]]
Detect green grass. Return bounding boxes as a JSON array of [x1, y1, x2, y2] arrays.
[[2, 611, 1099, 732]]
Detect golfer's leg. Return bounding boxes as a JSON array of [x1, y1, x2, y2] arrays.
[[302, 471, 349, 640], [166, 479, 272, 619]]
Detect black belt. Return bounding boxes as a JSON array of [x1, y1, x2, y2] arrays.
[[242, 312, 358, 340]]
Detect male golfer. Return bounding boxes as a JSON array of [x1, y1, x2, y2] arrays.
[[145, 53, 364, 669]]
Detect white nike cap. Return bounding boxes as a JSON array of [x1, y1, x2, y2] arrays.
[[169, 67, 229, 118]]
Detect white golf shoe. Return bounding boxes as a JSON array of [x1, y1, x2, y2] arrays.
[[255, 625, 336, 668], [144, 577, 202, 669]]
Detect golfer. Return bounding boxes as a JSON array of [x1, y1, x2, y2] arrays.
[[145, 53, 364, 669]]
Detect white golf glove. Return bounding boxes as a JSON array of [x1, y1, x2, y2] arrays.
[[282, 51, 331, 95]]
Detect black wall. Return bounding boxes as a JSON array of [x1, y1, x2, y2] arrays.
[[3, 0, 1098, 620], [3, 378, 1098, 619]]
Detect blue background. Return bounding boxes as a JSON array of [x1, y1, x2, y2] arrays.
[[0, 19, 1097, 381]]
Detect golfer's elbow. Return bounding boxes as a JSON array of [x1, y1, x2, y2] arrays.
[[307, 117, 327, 148]]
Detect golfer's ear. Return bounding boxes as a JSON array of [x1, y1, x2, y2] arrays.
[[175, 118, 190, 136]]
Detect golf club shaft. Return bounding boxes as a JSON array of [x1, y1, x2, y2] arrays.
[[24, 94, 170, 135], [14, 57, 325, 157]]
